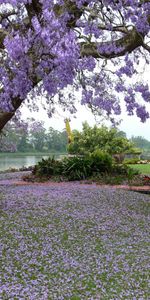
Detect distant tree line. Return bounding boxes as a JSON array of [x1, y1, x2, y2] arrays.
[[0, 120, 68, 153], [130, 136, 150, 160], [131, 136, 150, 152], [0, 120, 149, 155]]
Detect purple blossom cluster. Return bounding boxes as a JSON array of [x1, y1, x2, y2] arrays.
[[0, 0, 150, 123], [0, 174, 150, 299]]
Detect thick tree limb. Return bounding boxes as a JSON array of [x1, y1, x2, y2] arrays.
[[142, 42, 150, 52], [0, 29, 7, 49], [0, 95, 23, 131], [80, 28, 144, 58], [25, 0, 42, 20], [0, 111, 15, 131]]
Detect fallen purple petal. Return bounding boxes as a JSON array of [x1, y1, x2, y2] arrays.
[[0, 172, 149, 299]]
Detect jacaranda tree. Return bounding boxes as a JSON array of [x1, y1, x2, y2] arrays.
[[0, 0, 150, 131]]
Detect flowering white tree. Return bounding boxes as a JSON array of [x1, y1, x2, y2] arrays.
[[0, 0, 150, 130]]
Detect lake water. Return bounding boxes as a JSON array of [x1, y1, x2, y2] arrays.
[[0, 154, 63, 171]]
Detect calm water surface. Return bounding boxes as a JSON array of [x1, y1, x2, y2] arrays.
[[0, 154, 62, 171]]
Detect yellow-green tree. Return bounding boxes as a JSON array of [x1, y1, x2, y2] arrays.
[[68, 122, 133, 155]]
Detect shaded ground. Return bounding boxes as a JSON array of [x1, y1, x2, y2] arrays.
[[0, 172, 150, 299]]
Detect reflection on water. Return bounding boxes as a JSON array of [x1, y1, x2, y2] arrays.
[[0, 154, 61, 171]]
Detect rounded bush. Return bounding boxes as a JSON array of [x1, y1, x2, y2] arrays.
[[90, 150, 112, 173]]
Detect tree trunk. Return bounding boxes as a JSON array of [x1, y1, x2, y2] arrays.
[[0, 96, 23, 131], [0, 112, 15, 132]]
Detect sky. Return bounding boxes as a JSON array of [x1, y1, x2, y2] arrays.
[[21, 61, 150, 141], [22, 100, 150, 141]]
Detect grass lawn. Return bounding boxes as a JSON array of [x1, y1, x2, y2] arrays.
[[129, 164, 150, 175], [0, 182, 149, 299]]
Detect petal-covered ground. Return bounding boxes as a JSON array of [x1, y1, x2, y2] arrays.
[[0, 173, 150, 299]]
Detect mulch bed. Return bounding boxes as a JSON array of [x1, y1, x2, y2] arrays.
[[1, 178, 150, 193], [0, 171, 150, 193]]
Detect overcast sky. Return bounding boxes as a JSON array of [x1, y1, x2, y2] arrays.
[[21, 62, 150, 140], [22, 100, 150, 140]]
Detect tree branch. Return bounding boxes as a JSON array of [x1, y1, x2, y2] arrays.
[[0, 1, 150, 130], [0, 111, 14, 131], [0, 29, 8, 49], [25, 0, 42, 20], [0, 96, 23, 131], [142, 42, 150, 52], [80, 28, 144, 58]]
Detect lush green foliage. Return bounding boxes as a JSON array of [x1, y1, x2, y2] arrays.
[[33, 151, 112, 181], [33, 157, 63, 177], [110, 164, 131, 176], [31, 153, 145, 185], [62, 156, 92, 181], [33, 151, 113, 181], [90, 150, 112, 173], [68, 123, 134, 155]]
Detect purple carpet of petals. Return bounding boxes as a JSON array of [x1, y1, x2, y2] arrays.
[[0, 172, 150, 299]]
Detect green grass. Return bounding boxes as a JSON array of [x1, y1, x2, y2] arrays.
[[129, 164, 150, 175]]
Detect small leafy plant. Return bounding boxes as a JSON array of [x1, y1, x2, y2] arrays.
[[62, 156, 92, 181], [33, 156, 63, 177], [126, 167, 139, 184]]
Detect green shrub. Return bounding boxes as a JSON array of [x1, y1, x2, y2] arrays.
[[62, 151, 113, 181], [33, 152, 137, 183], [62, 156, 92, 181], [33, 156, 63, 177], [111, 163, 138, 174], [90, 150, 112, 173], [111, 164, 129, 175], [126, 167, 139, 182]]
